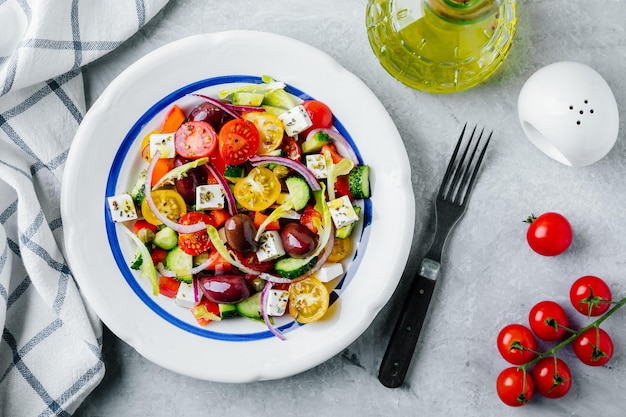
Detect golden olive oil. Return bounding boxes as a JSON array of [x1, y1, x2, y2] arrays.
[[366, 0, 517, 94]]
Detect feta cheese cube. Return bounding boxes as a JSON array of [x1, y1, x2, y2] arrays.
[[306, 154, 327, 179], [107, 193, 138, 222], [196, 184, 225, 210], [256, 230, 286, 262], [278, 105, 313, 137], [149, 133, 176, 158], [327, 195, 359, 229], [175, 281, 198, 309], [316, 262, 344, 283], [265, 289, 289, 316]]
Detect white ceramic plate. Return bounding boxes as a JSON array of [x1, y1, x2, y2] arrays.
[[61, 30, 414, 383]]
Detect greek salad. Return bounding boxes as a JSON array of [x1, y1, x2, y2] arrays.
[[106, 76, 371, 340]]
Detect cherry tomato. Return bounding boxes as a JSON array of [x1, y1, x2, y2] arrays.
[[242, 112, 284, 154], [218, 118, 259, 165], [528, 301, 569, 341], [496, 367, 534, 407], [141, 189, 187, 226], [288, 276, 329, 324], [178, 212, 213, 256], [280, 136, 302, 161], [496, 324, 537, 365], [570, 275, 612, 317], [233, 167, 281, 211], [174, 121, 218, 159], [525, 212, 572, 256], [301, 100, 333, 137], [327, 237, 352, 263], [532, 357, 572, 399], [573, 327, 613, 366]]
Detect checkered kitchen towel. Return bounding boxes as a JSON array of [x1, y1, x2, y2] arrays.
[[0, 1, 169, 415]]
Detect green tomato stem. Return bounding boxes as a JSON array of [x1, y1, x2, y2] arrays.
[[520, 295, 626, 371]]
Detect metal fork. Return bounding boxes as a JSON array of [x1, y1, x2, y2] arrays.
[[378, 124, 492, 388]]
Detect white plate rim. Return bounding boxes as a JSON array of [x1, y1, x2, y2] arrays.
[[61, 30, 415, 383]]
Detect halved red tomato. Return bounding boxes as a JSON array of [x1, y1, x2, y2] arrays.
[[174, 121, 218, 159], [218, 119, 259, 165], [178, 212, 213, 256], [280, 136, 302, 161]]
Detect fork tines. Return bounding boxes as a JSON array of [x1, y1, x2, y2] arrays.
[[439, 124, 492, 206]]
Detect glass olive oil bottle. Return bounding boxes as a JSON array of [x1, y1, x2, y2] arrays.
[[366, 0, 517, 94]]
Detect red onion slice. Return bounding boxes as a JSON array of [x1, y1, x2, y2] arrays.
[[305, 128, 359, 164], [145, 152, 207, 234], [205, 162, 238, 216], [192, 94, 241, 119], [260, 281, 286, 341], [249, 155, 321, 191]]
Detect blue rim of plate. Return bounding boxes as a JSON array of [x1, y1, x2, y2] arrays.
[[104, 75, 372, 341]]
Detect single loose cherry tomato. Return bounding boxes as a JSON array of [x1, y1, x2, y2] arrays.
[[496, 367, 534, 407], [288, 276, 329, 324], [570, 275, 612, 317], [573, 327, 614, 366], [532, 357, 572, 399], [174, 121, 218, 159], [528, 300, 569, 341], [218, 118, 260, 165], [242, 112, 284, 154], [141, 189, 187, 226], [497, 324, 538, 365], [178, 212, 213, 256], [301, 100, 333, 137], [525, 212, 572, 256], [233, 167, 281, 211]]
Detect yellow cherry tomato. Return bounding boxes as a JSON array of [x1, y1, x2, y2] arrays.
[[233, 166, 281, 211], [140, 189, 187, 226], [327, 237, 352, 263], [288, 276, 330, 324], [242, 112, 284, 154]]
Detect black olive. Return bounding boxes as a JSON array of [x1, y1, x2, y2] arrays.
[[224, 214, 258, 252]]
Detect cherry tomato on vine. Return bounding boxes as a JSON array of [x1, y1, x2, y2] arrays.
[[528, 300, 569, 341], [525, 212, 572, 256], [570, 275, 612, 317], [532, 357, 572, 399], [573, 327, 614, 366], [497, 324, 538, 365], [496, 367, 534, 407]]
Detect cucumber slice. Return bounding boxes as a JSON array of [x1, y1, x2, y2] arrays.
[[349, 165, 370, 199], [218, 303, 239, 319], [153, 227, 178, 250], [301, 131, 331, 154], [223, 164, 245, 182], [235, 292, 263, 319], [285, 176, 310, 211], [165, 246, 193, 283], [274, 256, 318, 279]]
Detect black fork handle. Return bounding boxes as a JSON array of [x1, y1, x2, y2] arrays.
[[378, 260, 438, 388]]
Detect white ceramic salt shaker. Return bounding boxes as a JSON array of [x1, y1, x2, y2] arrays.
[[518, 61, 619, 167]]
